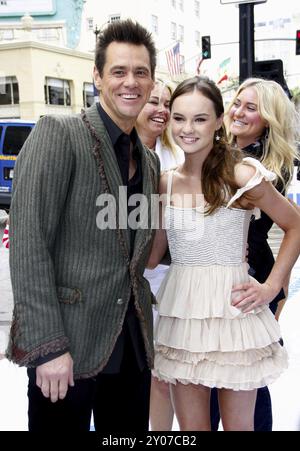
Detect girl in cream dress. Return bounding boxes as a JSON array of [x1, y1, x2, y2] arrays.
[[147, 76, 300, 431]]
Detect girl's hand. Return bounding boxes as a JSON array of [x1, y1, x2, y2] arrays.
[[231, 280, 279, 313]]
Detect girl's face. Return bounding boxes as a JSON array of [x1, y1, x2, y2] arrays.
[[136, 83, 171, 138], [171, 90, 223, 157], [228, 87, 268, 145]]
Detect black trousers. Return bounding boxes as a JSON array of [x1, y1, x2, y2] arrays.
[[27, 335, 151, 432]]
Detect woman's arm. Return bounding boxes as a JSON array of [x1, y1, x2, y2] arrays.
[[232, 167, 300, 313], [147, 173, 169, 269]]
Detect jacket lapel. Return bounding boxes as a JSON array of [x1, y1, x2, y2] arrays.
[[84, 104, 131, 256], [131, 139, 155, 266]]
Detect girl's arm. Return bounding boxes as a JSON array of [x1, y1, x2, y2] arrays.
[[232, 165, 300, 313], [147, 173, 169, 269]]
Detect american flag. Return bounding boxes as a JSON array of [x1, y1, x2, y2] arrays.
[[165, 42, 181, 77]]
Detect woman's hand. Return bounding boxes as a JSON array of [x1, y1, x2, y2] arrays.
[[231, 280, 279, 313]]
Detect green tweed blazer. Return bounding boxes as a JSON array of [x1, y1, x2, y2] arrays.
[[6, 104, 160, 378]]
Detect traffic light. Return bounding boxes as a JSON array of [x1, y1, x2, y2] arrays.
[[296, 30, 300, 55], [201, 36, 211, 60]]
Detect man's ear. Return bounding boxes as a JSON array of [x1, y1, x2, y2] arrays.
[[93, 65, 101, 91]]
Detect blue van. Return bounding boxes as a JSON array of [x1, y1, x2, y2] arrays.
[[0, 120, 35, 210]]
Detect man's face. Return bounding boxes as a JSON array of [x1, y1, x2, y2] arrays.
[[94, 42, 154, 133]]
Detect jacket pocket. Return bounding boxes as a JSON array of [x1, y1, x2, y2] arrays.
[[57, 286, 82, 304]]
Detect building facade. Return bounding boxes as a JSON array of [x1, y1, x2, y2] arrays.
[[0, 0, 93, 120], [1, 0, 300, 120], [0, 0, 84, 49], [79, 0, 203, 79], [0, 41, 94, 120]]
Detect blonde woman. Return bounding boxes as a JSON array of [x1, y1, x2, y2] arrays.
[[136, 79, 183, 171], [137, 79, 183, 431], [223, 77, 299, 431], [226, 78, 299, 319]]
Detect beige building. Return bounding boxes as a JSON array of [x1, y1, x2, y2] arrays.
[[0, 40, 95, 120]]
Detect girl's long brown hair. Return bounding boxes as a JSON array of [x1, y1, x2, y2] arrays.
[[170, 76, 242, 215]]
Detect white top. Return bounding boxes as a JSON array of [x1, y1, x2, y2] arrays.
[[144, 138, 184, 295], [155, 137, 184, 172], [165, 157, 276, 266]]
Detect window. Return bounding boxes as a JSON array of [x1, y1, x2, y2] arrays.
[[83, 82, 95, 108], [0, 76, 19, 105], [44, 77, 71, 106], [179, 0, 184, 11], [3, 126, 33, 156], [151, 15, 158, 34], [195, 30, 200, 47], [87, 18, 94, 30], [109, 14, 121, 23], [171, 22, 177, 40], [0, 29, 14, 40], [195, 0, 200, 18], [36, 28, 59, 42], [178, 25, 184, 43]]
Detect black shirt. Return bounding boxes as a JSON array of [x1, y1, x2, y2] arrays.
[[243, 140, 286, 313], [97, 102, 143, 256], [97, 102, 146, 373]]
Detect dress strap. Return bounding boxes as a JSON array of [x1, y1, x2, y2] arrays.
[[226, 156, 276, 218], [166, 170, 175, 206]]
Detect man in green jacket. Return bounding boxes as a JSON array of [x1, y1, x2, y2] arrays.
[[6, 19, 160, 432]]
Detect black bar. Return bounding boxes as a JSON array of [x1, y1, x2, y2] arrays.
[[239, 3, 255, 83]]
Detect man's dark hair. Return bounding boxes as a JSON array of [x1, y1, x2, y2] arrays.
[[95, 19, 156, 78]]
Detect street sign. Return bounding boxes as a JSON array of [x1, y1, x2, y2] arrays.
[[220, 1, 267, 4], [0, 0, 56, 16], [253, 59, 285, 86]]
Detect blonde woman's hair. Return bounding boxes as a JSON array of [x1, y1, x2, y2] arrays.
[[225, 78, 300, 190], [155, 78, 180, 159]]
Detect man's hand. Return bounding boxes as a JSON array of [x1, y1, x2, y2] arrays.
[[36, 352, 74, 403], [231, 280, 278, 314]]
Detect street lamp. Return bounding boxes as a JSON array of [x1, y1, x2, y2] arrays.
[[93, 22, 109, 45], [93, 24, 100, 45]]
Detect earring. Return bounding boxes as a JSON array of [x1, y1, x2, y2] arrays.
[[215, 132, 220, 142], [264, 128, 269, 141]]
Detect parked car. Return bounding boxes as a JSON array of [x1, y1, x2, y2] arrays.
[[0, 120, 35, 210]]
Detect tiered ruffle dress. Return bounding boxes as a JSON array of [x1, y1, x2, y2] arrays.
[[153, 157, 288, 391]]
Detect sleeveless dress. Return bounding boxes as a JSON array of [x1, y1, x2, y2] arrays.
[[153, 157, 288, 391], [144, 138, 185, 296]]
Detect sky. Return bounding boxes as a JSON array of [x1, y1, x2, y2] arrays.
[[201, 0, 300, 40], [85, 0, 300, 63]]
